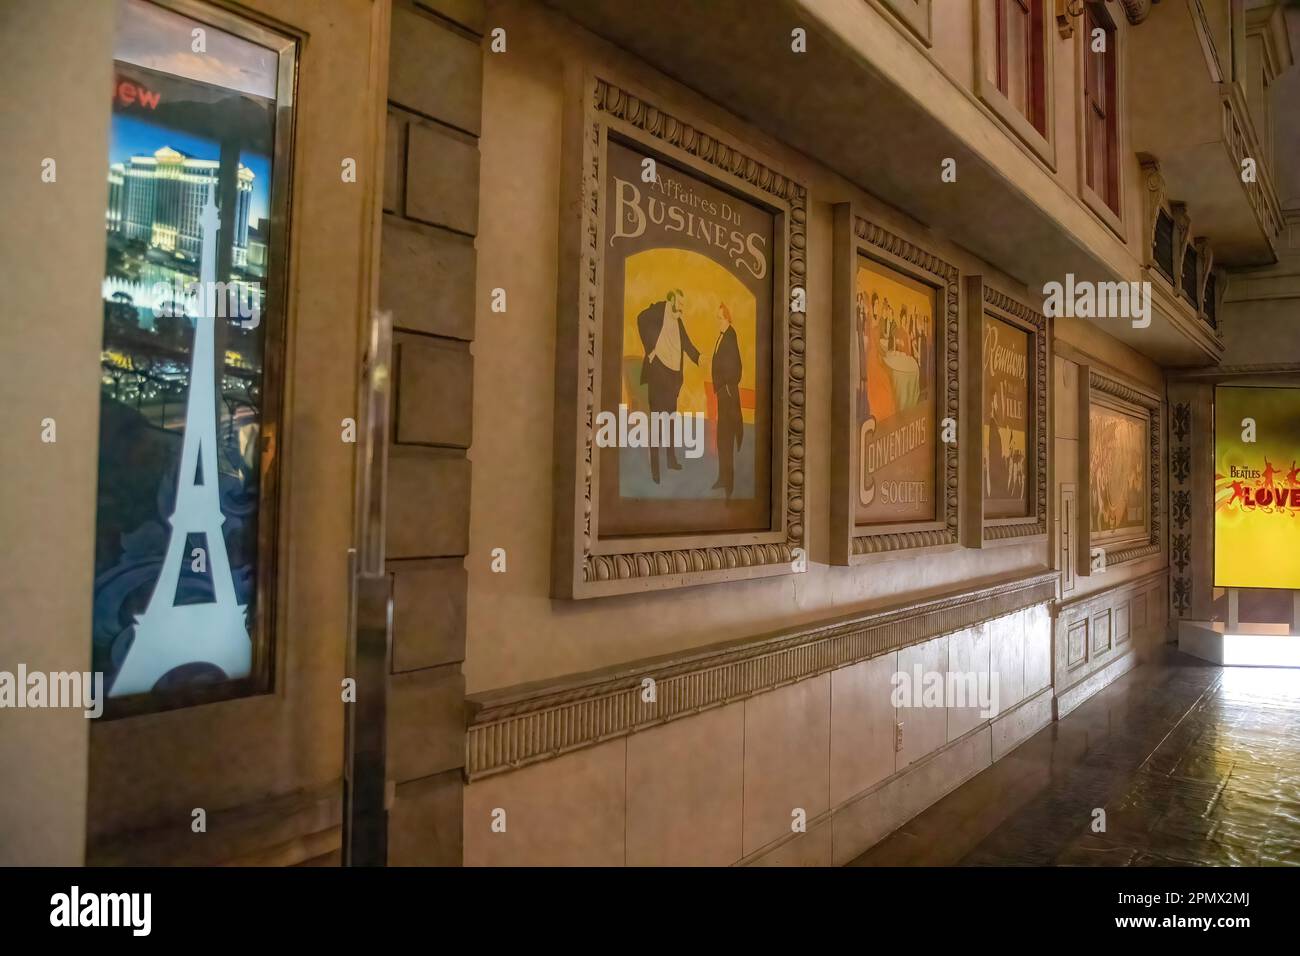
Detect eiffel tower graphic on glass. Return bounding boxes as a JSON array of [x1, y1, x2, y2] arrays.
[[111, 196, 251, 698]]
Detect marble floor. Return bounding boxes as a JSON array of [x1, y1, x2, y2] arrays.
[[849, 646, 1300, 866]]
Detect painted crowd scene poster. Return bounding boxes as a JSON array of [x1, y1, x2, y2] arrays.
[[1089, 402, 1148, 535], [853, 256, 938, 525], [982, 314, 1031, 518], [598, 139, 774, 538]]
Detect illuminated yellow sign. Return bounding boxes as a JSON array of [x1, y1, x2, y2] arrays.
[[1214, 386, 1300, 589]]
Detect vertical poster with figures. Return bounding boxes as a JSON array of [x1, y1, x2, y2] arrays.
[[598, 139, 774, 537], [982, 315, 1031, 518], [852, 257, 938, 524], [1088, 402, 1148, 536], [1214, 386, 1300, 589], [94, 0, 289, 703]]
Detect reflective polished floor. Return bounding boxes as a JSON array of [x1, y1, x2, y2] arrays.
[[850, 647, 1300, 866]]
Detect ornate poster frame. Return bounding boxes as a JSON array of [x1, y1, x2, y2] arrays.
[[551, 72, 808, 599], [979, 283, 1049, 542], [830, 205, 960, 565], [1085, 368, 1162, 569]]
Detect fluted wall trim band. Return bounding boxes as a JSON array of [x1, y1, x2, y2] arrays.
[[1106, 542, 1162, 566], [1052, 566, 1168, 616], [464, 571, 1058, 780]]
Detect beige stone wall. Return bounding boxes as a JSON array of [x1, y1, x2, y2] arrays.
[[1273, 15, 1300, 211], [0, 0, 115, 866], [466, 0, 1054, 694], [381, 0, 487, 866]]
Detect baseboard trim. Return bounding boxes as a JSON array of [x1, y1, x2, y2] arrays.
[[87, 782, 341, 867], [1054, 649, 1137, 719]]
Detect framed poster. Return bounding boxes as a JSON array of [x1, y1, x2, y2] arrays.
[[1085, 370, 1161, 568], [1089, 400, 1148, 536], [830, 206, 959, 564], [979, 284, 1048, 540], [552, 74, 807, 598], [93, 0, 296, 715], [598, 139, 774, 538], [983, 316, 1030, 516], [1213, 386, 1300, 590]]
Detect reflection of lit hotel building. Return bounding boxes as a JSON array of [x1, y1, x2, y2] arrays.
[[245, 222, 267, 272], [106, 146, 254, 266]]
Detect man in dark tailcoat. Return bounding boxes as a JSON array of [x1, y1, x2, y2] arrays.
[[710, 302, 743, 498], [637, 289, 700, 483]]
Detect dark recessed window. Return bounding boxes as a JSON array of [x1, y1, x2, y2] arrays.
[[1083, 3, 1120, 214], [995, 0, 1048, 135], [1182, 244, 1199, 307], [1204, 272, 1218, 327], [1153, 210, 1175, 281]]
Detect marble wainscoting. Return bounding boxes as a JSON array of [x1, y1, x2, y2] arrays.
[[1051, 569, 1169, 718], [461, 570, 1058, 866]]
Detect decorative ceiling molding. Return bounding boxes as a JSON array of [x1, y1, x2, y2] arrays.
[[1059, 0, 1158, 37], [1170, 363, 1300, 381], [1188, 0, 1224, 83], [1245, 2, 1294, 78], [1117, 0, 1157, 26], [1138, 153, 1166, 253], [1055, 0, 1078, 38]]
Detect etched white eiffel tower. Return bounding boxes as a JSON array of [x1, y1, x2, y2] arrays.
[[111, 196, 250, 698]]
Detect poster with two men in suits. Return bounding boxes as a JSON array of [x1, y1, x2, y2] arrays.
[[598, 139, 774, 538]]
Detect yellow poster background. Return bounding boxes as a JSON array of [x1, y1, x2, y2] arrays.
[[1214, 386, 1300, 589], [621, 248, 757, 422]]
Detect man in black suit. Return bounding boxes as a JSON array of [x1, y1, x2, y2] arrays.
[[636, 289, 700, 483], [711, 302, 743, 498], [987, 390, 1009, 498]]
